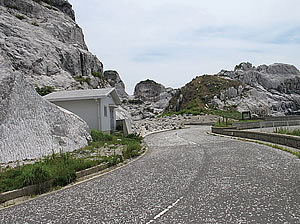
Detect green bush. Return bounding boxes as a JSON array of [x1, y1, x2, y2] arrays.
[[91, 71, 105, 79], [275, 128, 300, 136], [126, 133, 143, 143], [74, 76, 91, 85], [122, 142, 141, 160], [91, 130, 113, 142], [15, 14, 25, 20], [0, 131, 143, 194], [20, 163, 51, 185], [35, 85, 55, 96]]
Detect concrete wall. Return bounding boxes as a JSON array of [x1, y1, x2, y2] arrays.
[[53, 99, 100, 130], [212, 127, 300, 149], [51, 96, 118, 133]]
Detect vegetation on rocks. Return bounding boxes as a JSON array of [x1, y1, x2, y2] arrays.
[[165, 75, 242, 117], [15, 14, 25, 20], [0, 131, 143, 194], [35, 85, 55, 96], [92, 71, 105, 79]]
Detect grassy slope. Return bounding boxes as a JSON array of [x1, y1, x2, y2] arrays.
[[0, 131, 143, 193], [165, 75, 243, 118]]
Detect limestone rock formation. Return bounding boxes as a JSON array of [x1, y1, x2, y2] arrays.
[[0, 65, 90, 164], [168, 62, 300, 117], [0, 0, 109, 91], [166, 62, 300, 117], [134, 79, 167, 102], [104, 70, 128, 100], [124, 79, 175, 120], [218, 62, 300, 116]]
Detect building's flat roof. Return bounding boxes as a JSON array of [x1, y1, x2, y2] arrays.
[[44, 88, 121, 104]]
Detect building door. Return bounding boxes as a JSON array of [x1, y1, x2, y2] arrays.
[[110, 108, 115, 131]]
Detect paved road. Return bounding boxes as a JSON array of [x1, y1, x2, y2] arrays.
[[0, 126, 299, 223]]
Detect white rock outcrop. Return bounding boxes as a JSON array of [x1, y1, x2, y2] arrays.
[[0, 65, 90, 164], [0, 0, 108, 90], [216, 62, 300, 116]]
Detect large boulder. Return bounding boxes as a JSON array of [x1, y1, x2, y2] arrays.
[[0, 0, 109, 90], [0, 66, 90, 164], [125, 79, 175, 120], [104, 70, 128, 99], [134, 79, 167, 102]]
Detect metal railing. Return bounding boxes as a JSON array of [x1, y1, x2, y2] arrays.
[[259, 120, 300, 132]]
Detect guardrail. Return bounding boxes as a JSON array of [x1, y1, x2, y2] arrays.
[[211, 126, 300, 150], [232, 120, 300, 130]]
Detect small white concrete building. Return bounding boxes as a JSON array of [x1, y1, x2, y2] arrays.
[[44, 88, 121, 133]]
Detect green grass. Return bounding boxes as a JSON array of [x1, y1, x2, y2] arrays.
[[74, 76, 91, 85], [0, 153, 104, 193], [35, 85, 55, 96], [213, 119, 263, 127], [91, 71, 105, 79], [0, 131, 143, 194], [213, 121, 233, 127], [274, 128, 300, 136]]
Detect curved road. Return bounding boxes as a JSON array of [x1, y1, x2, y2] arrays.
[[0, 126, 299, 223]]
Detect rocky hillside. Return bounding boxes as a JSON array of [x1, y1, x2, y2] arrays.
[[0, 0, 111, 164], [0, 0, 109, 90], [122, 79, 175, 120], [167, 62, 300, 117], [104, 70, 128, 100]]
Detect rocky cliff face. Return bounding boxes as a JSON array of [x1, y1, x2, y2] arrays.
[[167, 62, 300, 117], [104, 70, 128, 99], [218, 62, 300, 116], [0, 0, 109, 90], [0, 63, 90, 164], [122, 79, 175, 120], [0, 0, 111, 164], [134, 79, 167, 102]]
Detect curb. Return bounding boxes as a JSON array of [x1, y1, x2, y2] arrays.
[[0, 127, 188, 209], [0, 144, 149, 209], [207, 131, 300, 157]]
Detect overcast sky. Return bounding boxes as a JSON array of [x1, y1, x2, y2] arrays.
[[69, 0, 300, 94]]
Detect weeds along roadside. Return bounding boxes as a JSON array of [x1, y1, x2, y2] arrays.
[[0, 130, 143, 194]]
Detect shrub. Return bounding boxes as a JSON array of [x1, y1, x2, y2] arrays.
[[103, 155, 123, 166], [20, 163, 51, 185], [15, 14, 25, 20], [126, 133, 143, 143], [35, 85, 55, 96], [92, 71, 105, 79], [91, 130, 113, 142], [74, 76, 91, 85], [122, 142, 141, 160]]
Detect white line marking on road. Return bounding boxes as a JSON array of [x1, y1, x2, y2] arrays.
[[146, 196, 183, 224]]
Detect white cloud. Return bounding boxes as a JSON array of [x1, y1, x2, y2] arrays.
[[69, 0, 300, 94]]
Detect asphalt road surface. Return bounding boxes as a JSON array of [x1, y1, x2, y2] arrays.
[[0, 126, 299, 223]]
